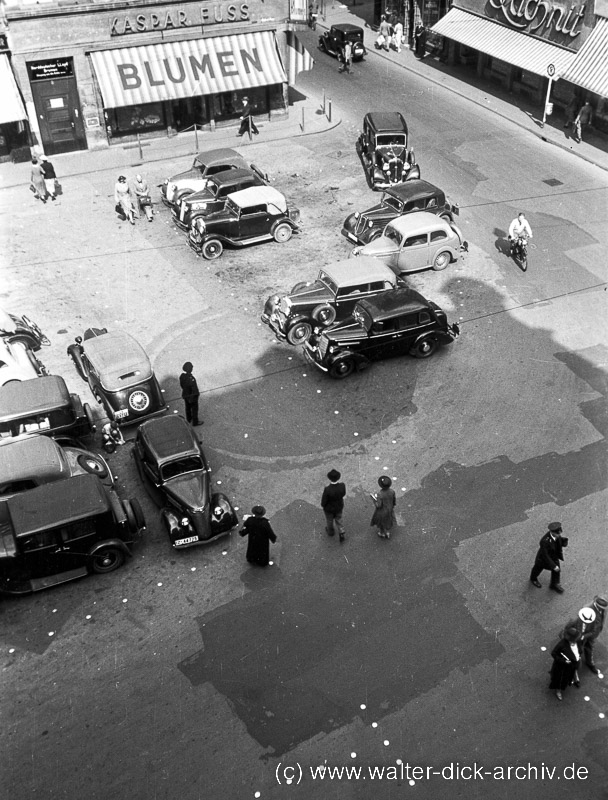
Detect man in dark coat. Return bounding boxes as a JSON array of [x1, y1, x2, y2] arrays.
[[179, 361, 201, 426], [240, 505, 277, 566], [237, 97, 259, 137], [321, 469, 346, 541], [529, 522, 568, 592], [39, 155, 58, 201]]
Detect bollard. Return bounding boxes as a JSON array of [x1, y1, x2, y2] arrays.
[[194, 123, 199, 152], [322, 89, 326, 114], [137, 133, 144, 162], [301, 106, 305, 133], [327, 99, 332, 123]]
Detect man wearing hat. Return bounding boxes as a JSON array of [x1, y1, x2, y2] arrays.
[[39, 155, 58, 201], [578, 597, 607, 674], [321, 469, 346, 542], [239, 506, 276, 566], [179, 362, 201, 426], [529, 522, 568, 592]]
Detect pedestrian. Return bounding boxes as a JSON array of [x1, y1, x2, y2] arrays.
[[240, 505, 277, 566], [563, 96, 579, 132], [179, 361, 201, 426], [39, 155, 58, 201], [392, 20, 404, 52], [237, 96, 259, 137], [339, 41, 353, 73], [414, 24, 427, 58], [370, 475, 397, 539], [529, 522, 568, 593], [549, 625, 582, 701], [566, 598, 607, 674], [378, 15, 392, 50], [133, 174, 153, 222], [573, 101, 593, 142], [114, 175, 136, 224], [321, 469, 346, 541], [30, 158, 47, 202]]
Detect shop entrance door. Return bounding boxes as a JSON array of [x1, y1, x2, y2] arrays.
[[30, 76, 86, 154]]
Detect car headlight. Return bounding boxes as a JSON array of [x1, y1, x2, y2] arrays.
[[367, 220, 373, 227], [195, 218, 206, 232], [180, 517, 189, 527], [329, 345, 336, 354], [354, 211, 360, 220], [352, 247, 361, 257], [192, 202, 208, 211]]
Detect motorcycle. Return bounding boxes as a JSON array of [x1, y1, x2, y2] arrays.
[[510, 234, 529, 271]]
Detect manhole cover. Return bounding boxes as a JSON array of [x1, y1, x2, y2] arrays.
[[543, 178, 564, 186]]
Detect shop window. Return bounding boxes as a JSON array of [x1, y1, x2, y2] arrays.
[[106, 102, 166, 137], [171, 97, 209, 132]]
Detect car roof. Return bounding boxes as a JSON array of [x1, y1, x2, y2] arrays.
[[385, 180, 442, 203], [365, 112, 408, 132], [388, 211, 450, 234], [138, 415, 200, 464], [332, 23, 362, 32], [229, 186, 287, 213], [357, 288, 431, 321], [7, 474, 109, 536], [210, 168, 257, 187], [83, 330, 153, 388], [321, 257, 397, 285], [0, 435, 66, 485], [0, 375, 70, 421], [194, 148, 243, 165]]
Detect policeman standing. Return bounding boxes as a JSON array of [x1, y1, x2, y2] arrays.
[[574, 597, 607, 674], [529, 522, 568, 593], [179, 362, 201, 426]]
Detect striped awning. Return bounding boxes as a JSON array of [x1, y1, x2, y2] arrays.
[[90, 31, 287, 109], [0, 54, 27, 124], [561, 17, 608, 98], [431, 8, 575, 78]]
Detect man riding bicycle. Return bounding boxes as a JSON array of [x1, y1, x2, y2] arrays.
[[508, 212, 533, 254]]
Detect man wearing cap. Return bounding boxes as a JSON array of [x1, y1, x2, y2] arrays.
[[321, 469, 346, 542], [529, 522, 568, 593], [578, 597, 607, 674], [179, 362, 201, 426]]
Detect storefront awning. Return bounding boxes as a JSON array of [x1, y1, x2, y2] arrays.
[[561, 17, 608, 98], [0, 54, 27, 124], [90, 31, 287, 109], [431, 8, 575, 78]]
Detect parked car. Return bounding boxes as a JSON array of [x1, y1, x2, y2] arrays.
[[303, 288, 460, 379], [342, 180, 459, 246], [319, 23, 367, 60], [160, 148, 267, 209], [133, 415, 238, 549], [188, 186, 300, 260], [172, 167, 267, 231], [0, 474, 145, 595], [0, 338, 47, 387], [68, 328, 167, 426], [358, 112, 419, 189], [261, 257, 404, 345], [0, 434, 113, 499], [0, 309, 50, 350], [0, 375, 95, 443], [352, 211, 468, 273]]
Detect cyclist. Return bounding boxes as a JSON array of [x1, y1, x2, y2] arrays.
[[508, 212, 533, 254]]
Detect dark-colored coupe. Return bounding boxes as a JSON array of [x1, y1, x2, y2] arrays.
[[133, 415, 238, 548], [358, 112, 420, 189], [319, 24, 367, 60]]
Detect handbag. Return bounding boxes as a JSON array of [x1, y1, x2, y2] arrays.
[[138, 194, 151, 206], [54, 179, 63, 196], [29, 184, 36, 193]]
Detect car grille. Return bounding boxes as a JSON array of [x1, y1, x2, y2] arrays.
[[355, 216, 368, 237], [180, 202, 187, 221], [318, 336, 329, 358]]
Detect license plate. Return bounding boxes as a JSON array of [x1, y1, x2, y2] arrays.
[[114, 409, 129, 419], [180, 204, 186, 220], [346, 232, 357, 242], [175, 535, 199, 546]]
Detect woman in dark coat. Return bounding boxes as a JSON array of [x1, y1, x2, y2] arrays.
[[370, 476, 397, 539], [240, 505, 277, 566], [549, 625, 582, 701]]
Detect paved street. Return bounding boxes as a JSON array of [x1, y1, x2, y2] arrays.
[[1, 19, 608, 800]]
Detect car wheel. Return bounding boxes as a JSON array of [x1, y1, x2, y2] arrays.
[[411, 337, 437, 358], [432, 250, 451, 271], [91, 546, 125, 574], [201, 239, 224, 260], [273, 223, 293, 243], [312, 304, 337, 326], [440, 213, 453, 222], [76, 453, 109, 480], [329, 358, 356, 379], [368, 229, 382, 242], [287, 321, 313, 345]]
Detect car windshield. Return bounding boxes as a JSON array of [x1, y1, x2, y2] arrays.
[[207, 183, 220, 198], [161, 455, 204, 481], [193, 158, 207, 173], [377, 135, 406, 147], [318, 270, 338, 295], [353, 306, 373, 331], [384, 226, 403, 246], [383, 195, 404, 212], [225, 197, 238, 215]]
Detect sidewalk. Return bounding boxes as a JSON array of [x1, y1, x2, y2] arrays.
[[0, 93, 340, 190], [322, 0, 608, 173]]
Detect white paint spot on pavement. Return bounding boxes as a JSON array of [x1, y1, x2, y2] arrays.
[[360, 703, 366, 710], [350, 752, 357, 759]]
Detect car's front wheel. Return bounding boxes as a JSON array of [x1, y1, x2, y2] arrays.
[[287, 321, 313, 345], [329, 358, 356, 379], [432, 250, 451, 271], [312, 304, 337, 326], [201, 239, 224, 260], [91, 546, 125, 574], [411, 337, 437, 358], [273, 223, 293, 243]]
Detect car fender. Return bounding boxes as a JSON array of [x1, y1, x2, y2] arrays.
[[270, 218, 297, 236], [162, 506, 186, 538], [67, 343, 87, 381], [286, 312, 313, 330], [200, 232, 230, 246], [327, 349, 369, 370], [88, 538, 132, 558], [210, 492, 239, 533]]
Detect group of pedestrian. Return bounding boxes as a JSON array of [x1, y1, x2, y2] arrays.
[[321, 470, 397, 542], [564, 98, 593, 143], [113, 173, 154, 225], [374, 15, 407, 54], [29, 155, 59, 203]]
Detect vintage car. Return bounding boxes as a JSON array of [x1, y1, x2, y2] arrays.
[[0, 338, 48, 387], [303, 288, 460, 379], [261, 257, 403, 345], [352, 211, 468, 273], [161, 148, 267, 209], [188, 186, 300, 260], [319, 23, 367, 60], [0, 434, 113, 499], [133, 415, 238, 549], [0, 309, 50, 351], [0, 474, 145, 595], [0, 375, 95, 443], [68, 328, 167, 426], [358, 112, 420, 189], [342, 180, 459, 246], [172, 167, 266, 231]]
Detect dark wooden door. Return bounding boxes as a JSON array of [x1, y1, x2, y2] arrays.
[[31, 76, 86, 154]]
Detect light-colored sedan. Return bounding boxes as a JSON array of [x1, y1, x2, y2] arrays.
[[0, 338, 47, 386]]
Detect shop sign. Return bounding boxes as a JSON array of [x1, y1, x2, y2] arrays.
[[487, 0, 586, 38], [110, 3, 249, 36], [28, 58, 74, 80]]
